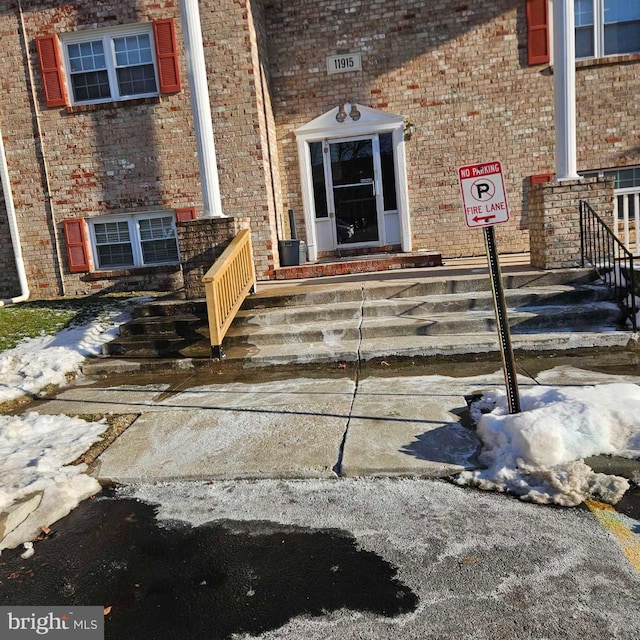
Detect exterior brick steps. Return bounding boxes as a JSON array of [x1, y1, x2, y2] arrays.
[[273, 252, 442, 280]]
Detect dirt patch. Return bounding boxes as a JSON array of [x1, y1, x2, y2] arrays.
[[69, 413, 139, 472]]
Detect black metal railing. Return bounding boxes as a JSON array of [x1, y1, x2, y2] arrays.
[[580, 200, 637, 332]]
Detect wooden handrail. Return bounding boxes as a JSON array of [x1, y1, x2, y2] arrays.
[[203, 229, 257, 358]]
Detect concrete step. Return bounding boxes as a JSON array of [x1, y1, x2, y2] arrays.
[[118, 314, 205, 337], [234, 284, 611, 327], [223, 301, 620, 348], [176, 330, 633, 367], [103, 335, 197, 358], [133, 298, 207, 319], [242, 268, 600, 310], [92, 266, 629, 364]]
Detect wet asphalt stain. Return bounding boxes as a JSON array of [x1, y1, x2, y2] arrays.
[[0, 494, 418, 639]]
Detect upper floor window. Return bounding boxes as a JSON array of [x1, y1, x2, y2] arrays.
[[576, 0, 640, 58], [63, 27, 158, 104], [36, 19, 181, 109]]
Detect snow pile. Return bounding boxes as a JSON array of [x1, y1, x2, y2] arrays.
[[0, 412, 106, 550], [0, 299, 139, 404], [0, 297, 144, 550], [457, 383, 640, 506], [601, 265, 640, 328]]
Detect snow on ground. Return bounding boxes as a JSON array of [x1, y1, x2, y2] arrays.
[[0, 298, 141, 551], [0, 298, 142, 404], [0, 412, 106, 551], [456, 382, 640, 506]]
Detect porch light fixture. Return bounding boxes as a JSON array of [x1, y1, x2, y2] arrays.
[[403, 120, 415, 140], [349, 103, 361, 121], [336, 103, 347, 123]]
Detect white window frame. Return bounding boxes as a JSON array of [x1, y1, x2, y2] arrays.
[[88, 212, 180, 270], [61, 24, 160, 105], [575, 0, 640, 59]]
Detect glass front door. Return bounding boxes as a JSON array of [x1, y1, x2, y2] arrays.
[[328, 138, 380, 246]]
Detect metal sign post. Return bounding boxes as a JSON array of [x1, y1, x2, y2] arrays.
[[458, 160, 520, 414], [483, 226, 521, 414]]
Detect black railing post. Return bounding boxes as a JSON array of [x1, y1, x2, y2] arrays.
[[580, 201, 585, 267], [580, 199, 637, 331], [630, 254, 637, 332]]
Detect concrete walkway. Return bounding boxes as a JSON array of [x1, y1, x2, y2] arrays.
[[33, 355, 640, 484]]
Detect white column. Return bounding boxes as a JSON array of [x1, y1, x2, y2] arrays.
[[179, 0, 224, 217], [553, 0, 580, 180]]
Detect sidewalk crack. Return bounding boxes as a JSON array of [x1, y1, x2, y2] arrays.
[[332, 284, 365, 477]]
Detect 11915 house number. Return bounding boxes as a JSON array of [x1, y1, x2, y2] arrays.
[[326, 53, 362, 75]]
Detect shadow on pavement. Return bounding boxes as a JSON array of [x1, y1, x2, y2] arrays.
[[0, 493, 418, 640]]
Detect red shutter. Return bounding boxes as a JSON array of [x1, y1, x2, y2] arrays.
[[35, 35, 68, 107], [175, 207, 197, 222], [63, 219, 91, 273], [526, 0, 550, 65], [153, 19, 182, 94], [530, 173, 554, 185]]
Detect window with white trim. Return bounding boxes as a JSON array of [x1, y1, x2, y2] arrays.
[[575, 0, 640, 58], [89, 213, 179, 270], [62, 26, 159, 104]]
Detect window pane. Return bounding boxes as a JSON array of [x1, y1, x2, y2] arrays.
[[379, 132, 397, 212], [330, 139, 373, 186], [139, 216, 178, 264], [94, 221, 133, 268], [604, 0, 640, 24], [116, 64, 157, 96], [68, 40, 105, 72], [576, 26, 595, 57], [113, 34, 152, 67], [575, 0, 594, 26], [94, 221, 130, 243], [141, 239, 179, 264], [617, 168, 636, 188], [138, 216, 176, 241], [97, 244, 134, 268], [604, 21, 640, 54], [309, 142, 328, 219], [71, 70, 111, 101]]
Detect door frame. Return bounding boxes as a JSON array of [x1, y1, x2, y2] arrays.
[[296, 104, 411, 262]]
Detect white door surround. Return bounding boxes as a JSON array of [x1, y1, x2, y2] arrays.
[[295, 104, 411, 262]]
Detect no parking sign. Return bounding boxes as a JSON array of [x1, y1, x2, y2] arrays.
[[458, 161, 510, 228], [456, 159, 520, 414]]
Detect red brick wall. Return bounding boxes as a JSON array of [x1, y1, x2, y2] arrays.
[[264, 0, 639, 259], [198, 0, 280, 279], [0, 0, 638, 299], [0, 185, 21, 297], [0, 1, 63, 298], [0, 0, 279, 299]]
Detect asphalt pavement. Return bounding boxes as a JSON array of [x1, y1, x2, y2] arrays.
[[3, 352, 640, 639]]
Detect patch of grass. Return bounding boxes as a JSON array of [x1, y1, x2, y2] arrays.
[[0, 293, 153, 354], [0, 305, 75, 352]]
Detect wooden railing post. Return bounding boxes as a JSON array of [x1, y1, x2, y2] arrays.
[[202, 229, 257, 358]]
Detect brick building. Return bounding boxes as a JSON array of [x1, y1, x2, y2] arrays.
[[0, 0, 638, 300]]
